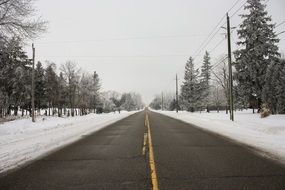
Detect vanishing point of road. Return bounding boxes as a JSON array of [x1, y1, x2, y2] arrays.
[[1, 110, 285, 190]]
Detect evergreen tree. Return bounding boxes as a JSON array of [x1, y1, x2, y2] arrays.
[[263, 59, 285, 114], [200, 51, 212, 112], [35, 61, 46, 112], [0, 38, 31, 116], [276, 59, 285, 113], [90, 71, 101, 113], [234, 0, 280, 111], [45, 63, 59, 116], [180, 57, 200, 112], [57, 72, 68, 116]]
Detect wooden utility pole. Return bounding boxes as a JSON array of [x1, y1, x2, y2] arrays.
[[226, 13, 234, 121], [176, 74, 179, 113], [31, 43, 35, 122]]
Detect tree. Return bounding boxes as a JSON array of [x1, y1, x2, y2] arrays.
[[100, 91, 118, 113], [180, 57, 200, 112], [78, 73, 93, 115], [212, 57, 230, 113], [234, 0, 280, 112], [0, 0, 47, 40], [90, 71, 101, 113], [35, 61, 46, 113], [263, 59, 285, 114], [120, 93, 136, 111], [110, 91, 122, 112], [130, 93, 144, 110], [45, 62, 58, 116], [0, 38, 31, 116], [57, 72, 67, 117], [276, 60, 285, 113], [149, 96, 162, 110], [200, 51, 212, 112], [60, 61, 80, 116]]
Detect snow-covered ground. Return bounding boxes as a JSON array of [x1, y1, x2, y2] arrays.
[[0, 111, 137, 174], [154, 110, 285, 163]]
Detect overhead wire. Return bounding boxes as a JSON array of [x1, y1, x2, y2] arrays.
[[32, 34, 208, 45], [177, 0, 244, 88]]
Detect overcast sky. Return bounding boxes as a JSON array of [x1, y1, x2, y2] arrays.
[[26, 0, 285, 104]]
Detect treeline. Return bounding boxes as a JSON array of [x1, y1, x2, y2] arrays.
[[0, 38, 101, 117], [149, 93, 176, 111], [0, 38, 145, 118], [150, 0, 285, 115], [0, 0, 145, 118], [101, 91, 144, 112]]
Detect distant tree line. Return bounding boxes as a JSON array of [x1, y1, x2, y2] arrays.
[[100, 91, 144, 113], [149, 93, 176, 111]]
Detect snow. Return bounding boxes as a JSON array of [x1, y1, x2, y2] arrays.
[[0, 111, 137, 174], [153, 110, 285, 162]]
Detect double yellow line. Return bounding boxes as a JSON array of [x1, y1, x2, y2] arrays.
[[143, 112, 159, 190]]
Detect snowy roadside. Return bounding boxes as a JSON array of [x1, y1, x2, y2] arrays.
[[153, 110, 285, 163], [0, 111, 138, 174]]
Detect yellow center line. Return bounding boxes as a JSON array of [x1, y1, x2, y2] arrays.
[[142, 133, 148, 155], [145, 112, 159, 190]]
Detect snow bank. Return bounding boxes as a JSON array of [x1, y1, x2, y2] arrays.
[[154, 110, 285, 162], [0, 111, 137, 174]]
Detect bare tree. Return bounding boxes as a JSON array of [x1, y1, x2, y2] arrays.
[[60, 61, 80, 117], [0, 0, 47, 40], [212, 57, 230, 114]]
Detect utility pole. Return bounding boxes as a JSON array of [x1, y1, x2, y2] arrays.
[[161, 92, 164, 111], [31, 43, 35, 122], [226, 13, 234, 121], [175, 74, 179, 113]]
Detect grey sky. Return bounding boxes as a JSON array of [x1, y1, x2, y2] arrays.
[[26, 0, 285, 104]]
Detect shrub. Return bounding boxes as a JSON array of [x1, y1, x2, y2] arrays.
[[260, 103, 271, 118]]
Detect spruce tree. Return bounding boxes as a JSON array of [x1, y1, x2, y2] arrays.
[[276, 59, 285, 113], [200, 51, 211, 112], [264, 59, 285, 114], [35, 61, 46, 112], [180, 57, 200, 112], [45, 63, 59, 116], [234, 0, 280, 111], [58, 72, 67, 116], [0, 38, 31, 116], [90, 71, 101, 113]]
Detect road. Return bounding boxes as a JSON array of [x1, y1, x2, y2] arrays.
[[1, 110, 285, 190]]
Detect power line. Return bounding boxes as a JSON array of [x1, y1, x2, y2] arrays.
[[209, 38, 226, 54], [210, 55, 228, 72], [228, 0, 244, 14], [36, 54, 191, 59], [192, 15, 226, 60], [230, 0, 247, 18], [191, 0, 244, 61], [276, 21, 285, 28], [32, 34, 208, 45]]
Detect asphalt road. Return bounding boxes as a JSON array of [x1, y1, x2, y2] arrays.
[[1, 110, 285, 190]]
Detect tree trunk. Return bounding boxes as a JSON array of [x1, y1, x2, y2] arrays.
[[14, 106, 18, 116]]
